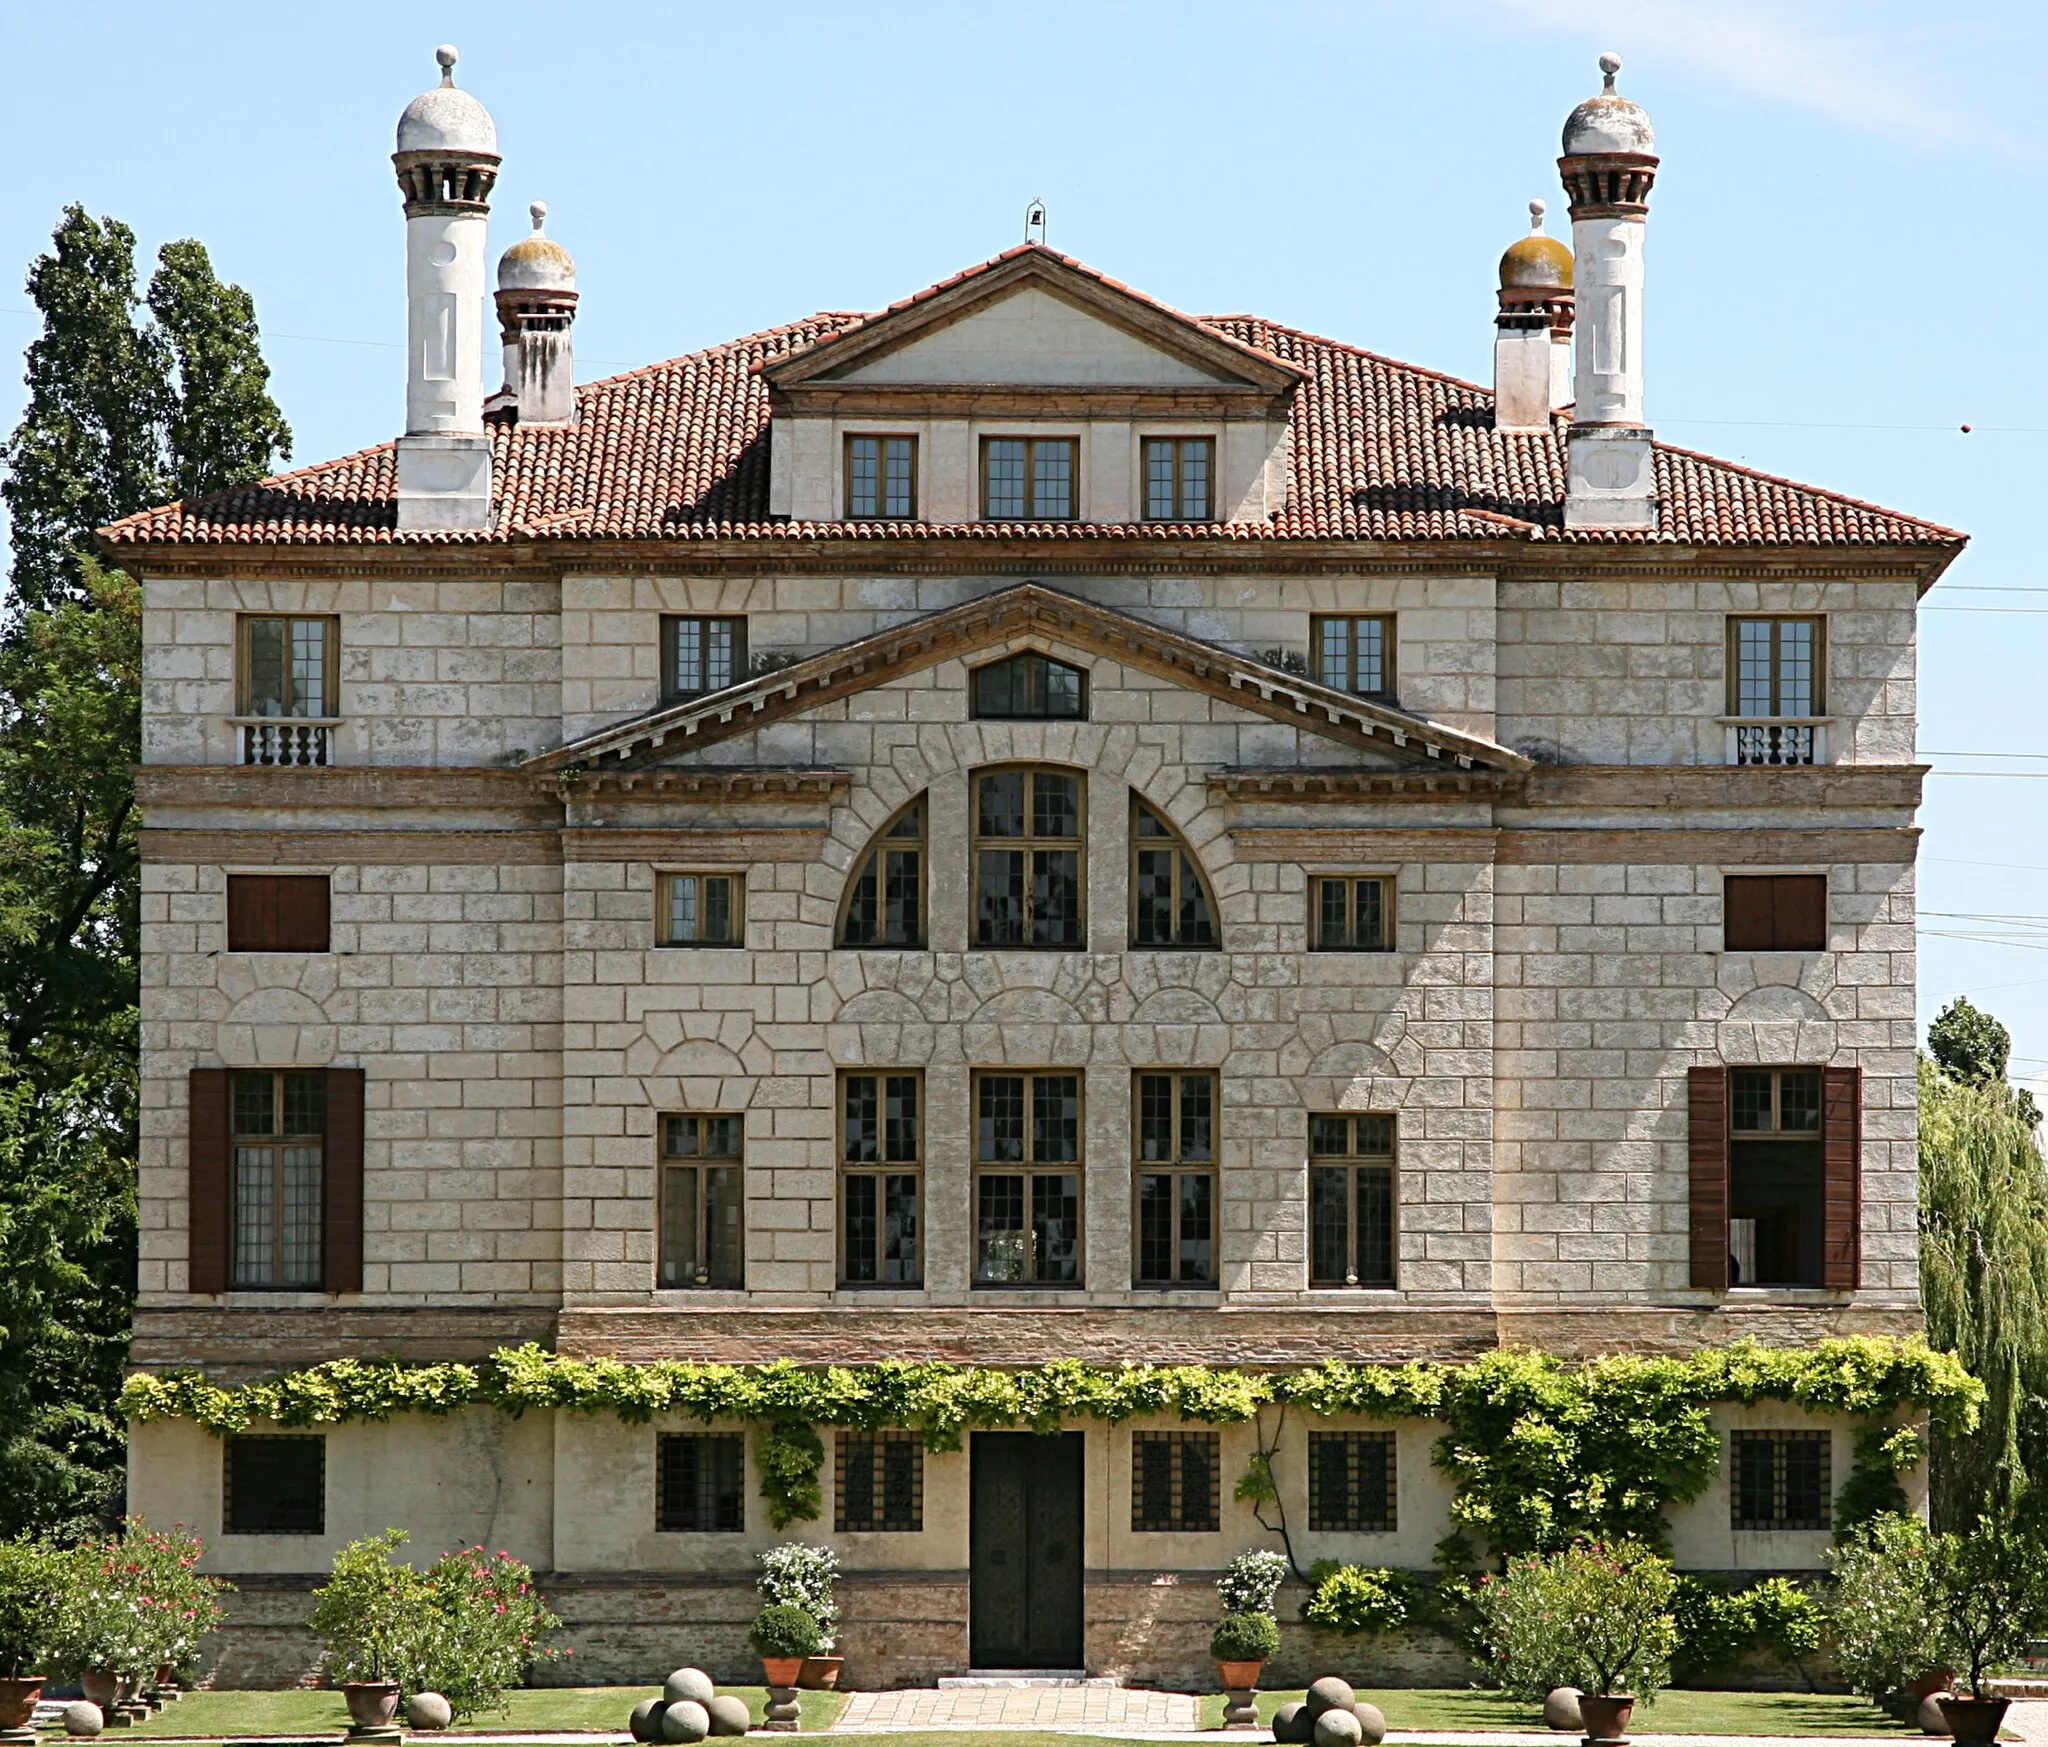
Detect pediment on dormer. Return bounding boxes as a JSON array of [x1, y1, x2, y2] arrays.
[[761, 245, 1301, 416]]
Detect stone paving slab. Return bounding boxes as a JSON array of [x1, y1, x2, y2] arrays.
[[835, 1690, 1200, 1733]]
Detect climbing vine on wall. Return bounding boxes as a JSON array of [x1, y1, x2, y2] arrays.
[[121, 1338, 1979, 1547]]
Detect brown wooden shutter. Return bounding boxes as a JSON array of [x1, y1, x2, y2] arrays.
[[225, 877, 275, 952], [187, 1068, 231, 1295], [1773, 875, 1828, 952], [1822, 1065, 1862, 1289], [1723, 877, 1775, 951], [323, 1067, 365, 1293], [227, 875, 330, 952], [1688, 1064, 1730, 1289]]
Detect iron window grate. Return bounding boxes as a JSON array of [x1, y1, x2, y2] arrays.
[[1308, 1430, 1396, 1532], [1131, 1430, 1219, 1532], [836, 1430, 924, 1532], [224, 1434, 325, 1535], [657, 1433, 746, 1532], [1731, 1430, 1831, 1531]]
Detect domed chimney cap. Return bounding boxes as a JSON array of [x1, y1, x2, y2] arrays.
[[396, 44, 499, 157], [499, 202, 576, 292], [1500, 199, 1574, 290], [1562, 52, 1655, 156]]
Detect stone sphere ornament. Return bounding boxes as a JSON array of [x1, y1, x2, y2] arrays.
[[705, 1695, 752, 1737], [1545, 1689, 1584, 1733], [1918, 1693, 1954, 1738], [665, 1669, 716, 1707], [1271, 1701, 1311, 1743], [661, 1699, 711, 1744], [63, 1703, 104, 1738], [1313, 1709, 1364, 1747], [1353, 1702, 1386, 1745], [630, 1699, 667, 1743], [1305, 1679, 1358, 1722], [407, 1692, 453, 1731]]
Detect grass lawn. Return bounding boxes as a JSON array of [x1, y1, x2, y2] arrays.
[[123, 1686, 845, 1738], [1195, 1687, 1920, 1735]]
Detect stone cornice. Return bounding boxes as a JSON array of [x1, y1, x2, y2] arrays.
[[135, 764, 556, 814], [1520, 762, 1928, 810], [550, 767, 849, 803], [1209, 768, 1523, 802]]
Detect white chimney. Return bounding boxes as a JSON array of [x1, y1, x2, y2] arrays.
[[391, 45, 498, 531], [1559, 53, 1659, 530], [1494, 200, 1574, 432], [492, 203, 579, 426]]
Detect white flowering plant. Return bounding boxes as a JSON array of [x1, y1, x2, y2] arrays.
[[757, 1544, 839, 1653], [1217, 1550, 1288, 1618]]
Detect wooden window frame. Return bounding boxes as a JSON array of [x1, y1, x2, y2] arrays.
[[1141, 435, 1216, 522], [980, 435, 1079, 520], [838, 797, 928, 949], [658, 1114, 745, 1289], [223, 1433, 326, 1536], [839, 1070, 923, 1288], [1130, 1430, 1220, 1533], [843, 433, 919, 520], [236, 614, 339, 718], [969, 651, 1089, 721], [226, 874, 332, 953], [1723, 874, 1828, 952], [656, 871, 744, 948], [1726, 615, 1826, 718], [660, 615, 748, 701], [1310, 615, 1396, 700], [835, 1429, 924, 1532], [1133, 1069, 1219, 1289], [1307, 1429, 1397, 1533], [972, 1069, 1085, 1289], [972, 766, 1086, 951], [1308, 1113, 1398, 1289], [229, 1070, 327, 1290], [1309, 875, 1396, 952], [1730, 1429, 1831, 1531], [656, 1432, 747, 1532], [1130, 800, 1219, 950]]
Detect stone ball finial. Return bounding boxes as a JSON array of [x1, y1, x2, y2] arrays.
[[531, 201, 549, 231], [397, 43, 499, 157], [1599, 51, 1622, 88], [437, 44, 459, 81], [1529, 198, 1547, 230], [1563, 51, 1655, 155], [1501, 197, 1573, 289], [498, 200, 576, 292]]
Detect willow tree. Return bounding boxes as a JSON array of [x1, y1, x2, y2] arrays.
[[1920, 1049, 2048, 1528]]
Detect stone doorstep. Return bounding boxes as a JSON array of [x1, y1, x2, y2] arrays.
[[934, 1675, 1119, 1689]]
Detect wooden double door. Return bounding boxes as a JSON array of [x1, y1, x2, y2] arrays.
[[969, 1431, 1084, 1668]]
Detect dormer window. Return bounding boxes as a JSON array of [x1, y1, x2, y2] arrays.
[[846, 435, 917, 519], [971, 652, 1087, 720], [1143, 438, 1213, 521], [983, 437, 1075, 520]]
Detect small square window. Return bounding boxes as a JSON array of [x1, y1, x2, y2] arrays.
[[658, 873, 743, 947], [836, 1430, 923, 1531], [1142, 438, 1214, 521], [1311, 616, 1395, 699], [845, 435, 917, 519], [1131, 1431, 1219, 1532], [657, 1433, 746, 1531], [1310, 876, 1394, 952], [982, 437, 1076, 520], [227, 875, 332, 953], [224, 1434, 325, 1535], [1308, 1430, 1396, 1532], [1731, 1430, 1830, 1531], [662, 617, 747, 699], [1724, 875, 1827, 952], [239, 616, 339, 717]]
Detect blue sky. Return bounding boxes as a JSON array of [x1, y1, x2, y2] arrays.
[[3, 0, 2045, 1086]]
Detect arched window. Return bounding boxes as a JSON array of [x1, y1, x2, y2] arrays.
[[838, 798, 927, 949], [970, 651, 1087, 720], [1130, 800, 1218, 949], [973, 767, 1084, 948]]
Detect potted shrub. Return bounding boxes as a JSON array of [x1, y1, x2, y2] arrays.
[[0, 1540, 57, 1733], [307, 1531, 432, 1735], [1212, 1610, 1281, 1690], [49, 1536, 155, 1717], [1924, 1517, 2048, 1746], [404, 1546, 563, 1723], [1826, 1513, 1948, 1715], [749, 1604, 823, 1689], [758, 1545, 841, 1690], [1472, 1541, 1677, 1741]]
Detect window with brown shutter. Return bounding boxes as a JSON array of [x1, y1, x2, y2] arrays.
[[187, 1068, 231, 1295], [193, 1065, 361, 1294], [227, 875, 331, 952], [1723, 875, 1826, 951], [1687, 1065, 1729, 1290], [324, 1067, 365, 1294], [1822, 1065, 1861, 1289]]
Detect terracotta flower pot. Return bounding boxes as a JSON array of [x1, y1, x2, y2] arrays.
[[1215, 1660, 1264, 1691], [343, 1681, 402, 1731], [1577, 1694, 1635, 1743], [0, 1677, 46, 1733], [1908, 1670, 1958, 1703], [797, 1656, 843, 1691], [759, 1658, 804, 1689], [1938, 1696, 2010, 1747], [80, 1673, 118, 1712]]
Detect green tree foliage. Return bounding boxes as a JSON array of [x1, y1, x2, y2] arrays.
[[0, 208, 288, 1537], [1920, 1054, 2048, 1528], [1930, 995, 2040, 1125]]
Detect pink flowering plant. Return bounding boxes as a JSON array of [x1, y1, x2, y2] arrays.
[[1472, 1540, 1678, 1702], [49, 1520, 229, 1684], [403, 1547, 562, 1721]]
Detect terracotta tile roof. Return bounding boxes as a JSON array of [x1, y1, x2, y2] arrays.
[[100, 261, 1964, 553]]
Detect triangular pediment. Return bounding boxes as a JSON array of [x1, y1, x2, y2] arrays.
[[530, 585, 1528, 778], [760, 246, 1302, 397]]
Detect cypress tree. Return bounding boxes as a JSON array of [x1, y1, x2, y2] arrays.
[[148, 238, 293, 502]]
